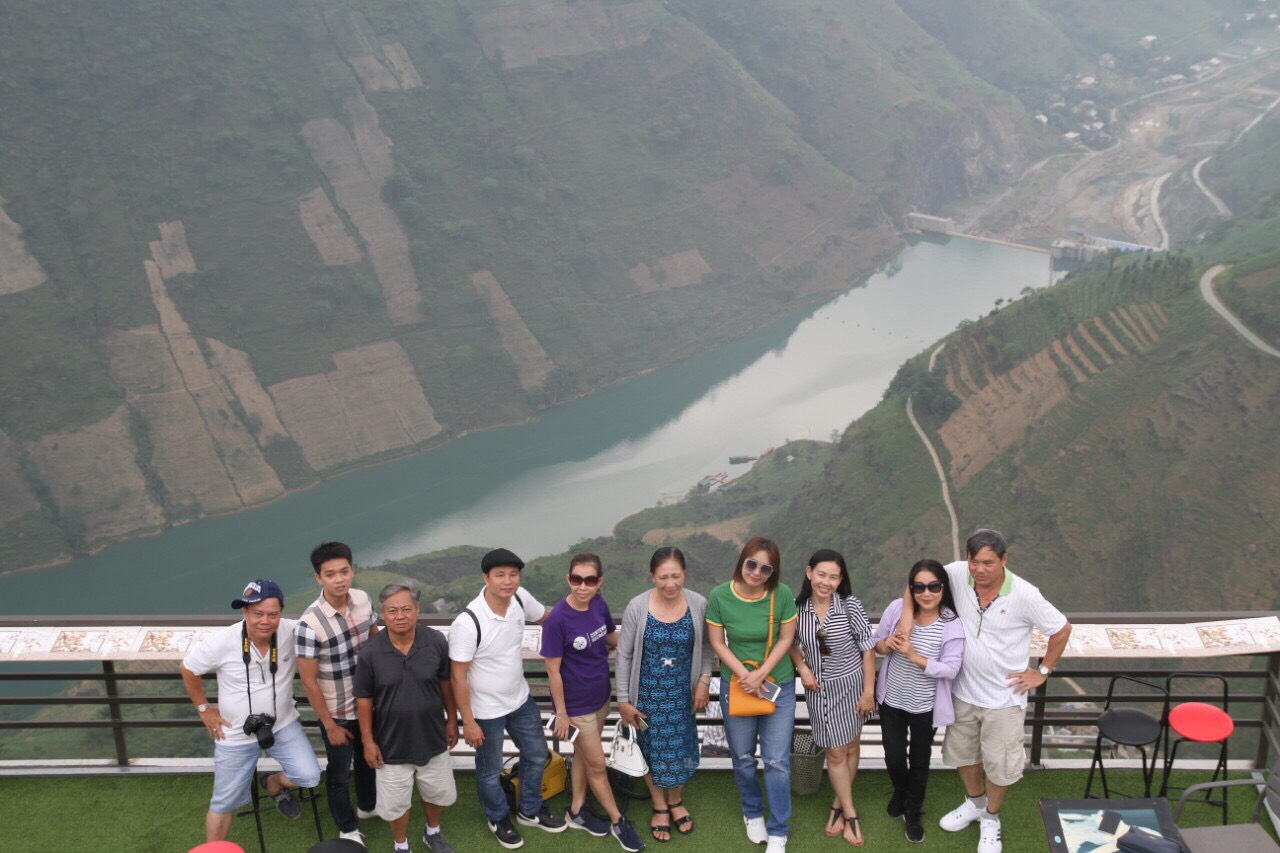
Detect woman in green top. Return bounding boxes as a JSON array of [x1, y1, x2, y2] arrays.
[[705, 535, 798, 853]]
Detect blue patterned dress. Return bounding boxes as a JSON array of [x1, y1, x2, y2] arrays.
[[635, 611, 700, 787]]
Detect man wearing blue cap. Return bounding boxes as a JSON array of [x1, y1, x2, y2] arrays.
[[181, 579, 322, 844]]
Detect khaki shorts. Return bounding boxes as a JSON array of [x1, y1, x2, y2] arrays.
[[375, 751, 457, 820], [570, 702, 611, 738], [941, 697, 1026, 787]]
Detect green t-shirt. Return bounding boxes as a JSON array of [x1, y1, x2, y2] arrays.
[[705, 580, 799, 683]]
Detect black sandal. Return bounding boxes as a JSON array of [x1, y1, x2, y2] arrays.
[[843, 812, 864, 847], [824, 806, 845, 837], [668, 800, 693, 835], [651, 808, 671, 843]]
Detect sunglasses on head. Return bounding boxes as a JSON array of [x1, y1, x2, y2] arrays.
[[816, 626, 832, 656], [743, 558, 774, 577], [568, 574, 600, 587], [911, 581, 944, 594]]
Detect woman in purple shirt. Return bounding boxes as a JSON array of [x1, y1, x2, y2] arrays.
[[541, 553, 644, 851], [872, 559, 964, 844]]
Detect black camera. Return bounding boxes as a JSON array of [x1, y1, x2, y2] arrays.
[[243, 713, 276, 749]]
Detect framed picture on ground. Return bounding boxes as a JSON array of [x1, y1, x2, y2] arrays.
[[1039, 798, 1185, 853]]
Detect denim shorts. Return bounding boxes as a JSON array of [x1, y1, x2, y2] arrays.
[[210, 719, 322, 813]]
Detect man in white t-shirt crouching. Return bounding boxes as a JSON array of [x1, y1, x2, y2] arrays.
[[181, 579, 321, 844], [938, 529, 1072, 853]]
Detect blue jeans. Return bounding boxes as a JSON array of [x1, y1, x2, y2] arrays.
[[721, 678, 796, 838], [474, 696, 548, 822], [320, 718, 377, 833]]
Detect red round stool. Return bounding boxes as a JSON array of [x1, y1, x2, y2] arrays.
[[1160, 674, 1234, 825]]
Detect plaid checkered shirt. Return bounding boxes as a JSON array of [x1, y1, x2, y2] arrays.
[[295, 587, 376, 720]]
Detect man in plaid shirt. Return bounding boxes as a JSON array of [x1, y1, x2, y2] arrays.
[[296, 541, 379, 845]]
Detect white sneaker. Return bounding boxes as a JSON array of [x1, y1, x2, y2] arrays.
[[939, 799, 983, 832], [978, 815, 1002, 853], [744, 815, 768, 844], [765, 836, 787, 853], [338, 829, 366, 848]]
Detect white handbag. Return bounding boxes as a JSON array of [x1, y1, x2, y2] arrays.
[[606, 723, 650, 778]]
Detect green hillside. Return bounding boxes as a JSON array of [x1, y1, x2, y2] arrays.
[[1202, 110, 1280, 217], [0, 0, 1251, 572], [493, 224, 1280, 613]]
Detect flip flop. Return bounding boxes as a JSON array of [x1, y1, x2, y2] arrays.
[[668, 800, 693, 835], [843, 812, 864, 847], [650, 808, 671, 843], [824, 806, 845, 837]]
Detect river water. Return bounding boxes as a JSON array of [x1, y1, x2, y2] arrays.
[[0, 236, 1049, 615]]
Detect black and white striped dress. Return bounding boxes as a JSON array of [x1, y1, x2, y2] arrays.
[[882, 619, 946, 714], [794, 594, 875, 748]]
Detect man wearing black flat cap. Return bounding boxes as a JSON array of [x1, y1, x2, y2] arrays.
[[181, 579, 321, 844], [450, 549, 564, 849]]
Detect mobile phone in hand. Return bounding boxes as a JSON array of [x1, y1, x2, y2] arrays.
[[759, 680, 781, 703], [544, 716, 580, 743], [633, 716, 649, 732]]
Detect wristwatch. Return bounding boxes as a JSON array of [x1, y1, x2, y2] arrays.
[[1037, 664, 1052, 677], [196, 703, 209, 713]]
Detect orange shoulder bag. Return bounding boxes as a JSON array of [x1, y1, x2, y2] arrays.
[[727, 589, 777, 717]]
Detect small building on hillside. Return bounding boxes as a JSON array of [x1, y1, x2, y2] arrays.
[[905, 212, 955, 234]]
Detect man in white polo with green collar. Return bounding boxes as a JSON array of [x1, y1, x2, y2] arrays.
[[937, 529, 1071, 853]]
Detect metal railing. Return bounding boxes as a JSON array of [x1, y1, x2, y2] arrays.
[[2, 611, 1278, 775]]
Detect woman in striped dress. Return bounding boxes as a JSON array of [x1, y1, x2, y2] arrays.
[[872, 559, 965, 844], [788, 549, 876, 846]]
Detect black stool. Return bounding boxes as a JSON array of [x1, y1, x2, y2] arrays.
[[237, 769, 324, 853], [1084, 674, 1166, 799]]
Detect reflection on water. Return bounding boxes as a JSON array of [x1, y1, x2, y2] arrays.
[[0, 238, 1049, 615]]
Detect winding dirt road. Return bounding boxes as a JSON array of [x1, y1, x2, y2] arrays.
[[1200, 264, 1280, 359], [906, 342, 961, 563]]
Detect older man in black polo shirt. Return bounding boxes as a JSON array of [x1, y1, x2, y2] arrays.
[[356, 581, 459, 853]]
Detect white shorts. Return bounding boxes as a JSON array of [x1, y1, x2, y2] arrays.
[[375, 751, 457, 820]]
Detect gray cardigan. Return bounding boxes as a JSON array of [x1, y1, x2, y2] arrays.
[[615, 589, 715, 705]]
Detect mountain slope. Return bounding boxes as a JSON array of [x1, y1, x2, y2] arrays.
[[0, 0, 1056, 568], [0, 0, 1247, 570]]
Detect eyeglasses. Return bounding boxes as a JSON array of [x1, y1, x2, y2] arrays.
[[910, 581, 944, 594], [816, 627, 832, 656], [568, 574, 601, 587], [743, 558, 774, 577]]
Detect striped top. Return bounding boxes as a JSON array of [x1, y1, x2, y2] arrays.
[[793, 593, 875, 684], [943, 561, 1068, 710], [882, 618, 946, 714]]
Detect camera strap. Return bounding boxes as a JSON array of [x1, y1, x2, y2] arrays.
[[241, 622, 278, 719]]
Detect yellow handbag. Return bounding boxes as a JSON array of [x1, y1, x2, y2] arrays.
[[500, 750, 567, 805], [728, 590, 777, 717]]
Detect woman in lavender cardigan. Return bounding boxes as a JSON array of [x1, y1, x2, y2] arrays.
[[872, 559, 965, 844]]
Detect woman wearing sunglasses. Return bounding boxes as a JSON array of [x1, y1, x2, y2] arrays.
[[788, 549, 876, 846], [871, 559, 964, 844], [541, 554, 645, 851], [706, 536, 798, 853], [616, 547, 714, 843]]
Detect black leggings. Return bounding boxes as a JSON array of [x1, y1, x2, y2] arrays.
[[878, 701, 937, 817]]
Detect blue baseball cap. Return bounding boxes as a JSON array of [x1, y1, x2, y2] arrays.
[[232, 579, 285, 610]]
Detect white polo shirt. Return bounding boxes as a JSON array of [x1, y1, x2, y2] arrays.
[[448, 588, 545, 720], [182, 619, 302, 747], [944, 561, 1067, 710]]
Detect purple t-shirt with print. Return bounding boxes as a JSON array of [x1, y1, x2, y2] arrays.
[[539, 595, 616, 716]]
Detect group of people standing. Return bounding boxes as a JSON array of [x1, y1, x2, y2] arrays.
[[181, 528, 1071, 853]]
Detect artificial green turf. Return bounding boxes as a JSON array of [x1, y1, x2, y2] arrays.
[[0, 768, 1269, 852]]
